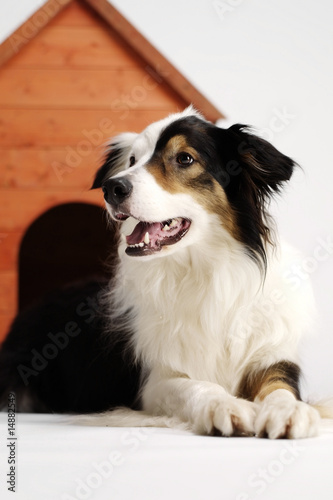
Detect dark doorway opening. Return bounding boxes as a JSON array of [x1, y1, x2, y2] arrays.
[[19, 203, 117, 311]]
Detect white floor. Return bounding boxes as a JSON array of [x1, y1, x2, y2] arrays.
[[1, 413, 333, 500]]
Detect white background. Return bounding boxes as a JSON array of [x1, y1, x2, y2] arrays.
[[0, 0, 332, 398]]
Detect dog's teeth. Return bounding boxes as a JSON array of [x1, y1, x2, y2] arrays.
[[144, 232, 150, 245], [129, 242, 144, 248], [162, 218, 180, 231]]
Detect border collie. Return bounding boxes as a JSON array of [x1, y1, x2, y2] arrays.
[[0, 107, 330, 438]]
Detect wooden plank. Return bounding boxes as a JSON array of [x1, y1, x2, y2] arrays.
[[86, 0, 224, 122], [0, 68, 185, 108], [0, 189, 104, 232], [0, 0, 72, 67], [0, 232, 21, 271], [6, 26, 142, 69], [48, 0, 100, 27], [0, 108, 184, 147], [0, 272, 16, 314], [0, 235, 15, 341], [0, 148, 104, 190]]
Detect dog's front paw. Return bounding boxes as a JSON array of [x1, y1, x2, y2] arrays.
[[194, 396, 258, 436], [255, 389, 320, 439]]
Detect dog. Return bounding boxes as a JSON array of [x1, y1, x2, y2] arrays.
[[0, 106, 330, 438]]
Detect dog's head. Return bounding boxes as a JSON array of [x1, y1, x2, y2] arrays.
[[92, 107, 295, 268]]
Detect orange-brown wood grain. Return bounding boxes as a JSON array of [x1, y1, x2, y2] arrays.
[[0, 233, 22, 272], [49, 0, 101, 27], [0, 190, 103, 232], [0, 108, 184, 148], [0, 148, 104, 190], [0, 0, 223, 121], [6, 26, 142, 69], [0, 68, 185, 108], [87, 0, 224, 122], [0, 0, 72, 66]]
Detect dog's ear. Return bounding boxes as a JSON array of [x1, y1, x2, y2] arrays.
[[209, 124, 297, 270], [226, 124, 296, 198], [91, 132, 137, 189]]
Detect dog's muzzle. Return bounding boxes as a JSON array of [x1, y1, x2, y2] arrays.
[[101, 175, 192, 257], [102, 177, 133, 206]]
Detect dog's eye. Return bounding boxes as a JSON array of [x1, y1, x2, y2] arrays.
[[129, 155, 136, 167], [176, 153, 194, 167]]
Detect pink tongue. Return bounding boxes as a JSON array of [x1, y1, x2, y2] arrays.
[[126, 222, 162, 245]]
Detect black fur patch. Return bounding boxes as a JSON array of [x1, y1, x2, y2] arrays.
[[91, 146, 126, 189], [0, 281, 141, 413], [237, 360, 301, 401]]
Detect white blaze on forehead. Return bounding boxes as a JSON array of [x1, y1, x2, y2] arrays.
[[109, 106, 203, 179]]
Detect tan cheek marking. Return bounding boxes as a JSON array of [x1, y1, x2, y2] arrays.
[[146, 136, 239, 241], [237, 362, 301, 402], [197, 181, 239, 241]]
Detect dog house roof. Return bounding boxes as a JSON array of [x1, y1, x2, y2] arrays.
[[0, 0, 224, 123]]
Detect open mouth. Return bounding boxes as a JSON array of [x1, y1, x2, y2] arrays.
[[123, 217, 191, 256]]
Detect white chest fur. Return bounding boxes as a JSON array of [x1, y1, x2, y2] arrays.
[[111, 233, 315, 395]]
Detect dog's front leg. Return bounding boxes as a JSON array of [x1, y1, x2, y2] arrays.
[[142, 368, 258, 436], [238, 360, 321, 438]]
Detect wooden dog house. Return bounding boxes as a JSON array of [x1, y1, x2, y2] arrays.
[[0, 0, 223, 341]]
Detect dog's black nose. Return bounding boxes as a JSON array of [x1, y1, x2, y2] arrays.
[[102, 177, 133, 205]]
